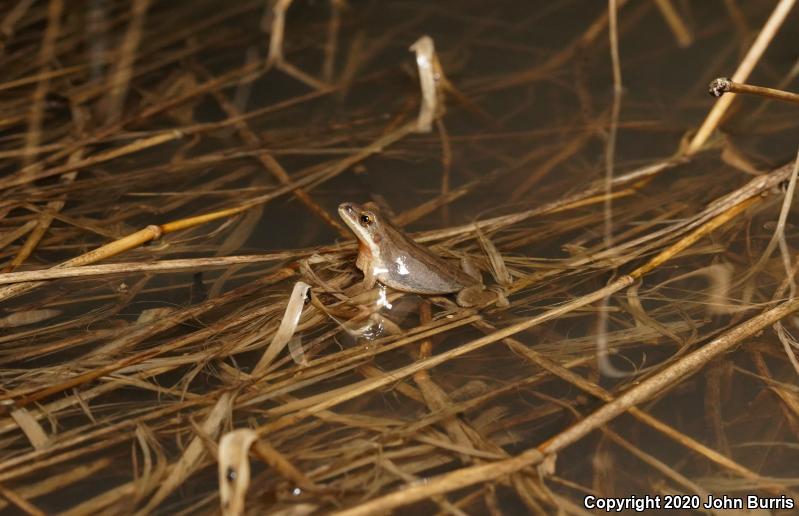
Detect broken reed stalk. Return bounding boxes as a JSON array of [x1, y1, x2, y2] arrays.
[[708, 77, 799, 105], [409, 35, 442, 133], [687, 0, 796, 153]]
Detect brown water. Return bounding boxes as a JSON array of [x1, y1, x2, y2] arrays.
[[1, 1, 799, 514]]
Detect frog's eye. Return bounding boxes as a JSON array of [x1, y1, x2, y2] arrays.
[[359, 213, 373, 227]]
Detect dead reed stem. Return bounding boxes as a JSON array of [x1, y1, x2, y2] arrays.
[[687, 0, 796, 153], [709, 77, 799, 105], [0, 254, 292, 284]]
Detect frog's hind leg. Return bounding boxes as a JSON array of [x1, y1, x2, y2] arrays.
[[456, 285, 497, 307]]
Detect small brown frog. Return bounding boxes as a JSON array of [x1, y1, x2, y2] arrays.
[[338, 202, 496, 306]]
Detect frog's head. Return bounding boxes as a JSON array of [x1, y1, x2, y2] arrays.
[[338, 202, 386, 256]]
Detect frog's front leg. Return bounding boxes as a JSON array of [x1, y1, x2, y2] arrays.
[[354, 250, 378, 291], [361, 268, 377, 292]]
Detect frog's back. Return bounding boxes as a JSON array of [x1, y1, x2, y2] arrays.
[[375, 226, 475, 294]]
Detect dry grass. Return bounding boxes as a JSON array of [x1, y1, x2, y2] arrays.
[[1, 1, 799, 514]]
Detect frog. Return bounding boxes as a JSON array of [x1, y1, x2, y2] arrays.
[[338, 202, 497, 307]]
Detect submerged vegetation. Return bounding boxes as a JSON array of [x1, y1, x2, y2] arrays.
[[1, 0, 799, 514]]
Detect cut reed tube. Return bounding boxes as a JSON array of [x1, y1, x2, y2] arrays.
[[708, 77, 799, 105]]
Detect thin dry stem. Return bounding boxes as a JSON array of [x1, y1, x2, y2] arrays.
[[687, 0, 796, 153]]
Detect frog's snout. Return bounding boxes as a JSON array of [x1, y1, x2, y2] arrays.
[[339, 202, 355, 215]]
